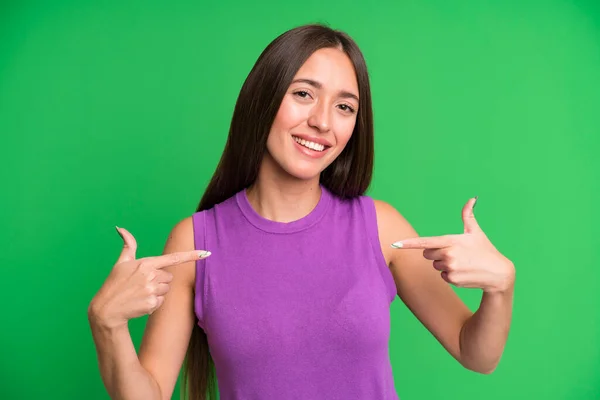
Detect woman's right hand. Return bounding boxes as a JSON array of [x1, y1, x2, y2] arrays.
[[88, 226, 211, 329]]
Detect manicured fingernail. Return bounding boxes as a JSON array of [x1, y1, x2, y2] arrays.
[[391, 241, 403, 248], [473, 196, 479, 209], [115, 226, 124, 239], [198, 251, 211, 259]]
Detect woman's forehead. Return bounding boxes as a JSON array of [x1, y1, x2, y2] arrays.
[[292, 48, 359, 94]]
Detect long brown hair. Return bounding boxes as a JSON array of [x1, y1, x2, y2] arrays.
[[182, 23, 375, 400]]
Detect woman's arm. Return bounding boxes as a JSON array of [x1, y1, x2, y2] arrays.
[[88, 217, 198, 399], [88, 319, 163, 400], [459, 288, 514, 373], [137, 217, 199, 399], [373, 199, 514, 374]]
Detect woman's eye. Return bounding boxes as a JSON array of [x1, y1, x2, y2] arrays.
[[339, 104, 356, 114], [294, 91, 310, 98]]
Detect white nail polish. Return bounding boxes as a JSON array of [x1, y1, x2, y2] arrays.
[[391, 242, 403, 249], [198, 251, 212, 259]]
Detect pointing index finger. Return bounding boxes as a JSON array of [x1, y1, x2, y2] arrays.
[[140, 250, 211, 269], [391, 235, 456, 249]]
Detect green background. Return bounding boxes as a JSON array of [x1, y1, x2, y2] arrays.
[[1, 1, 599, 399]]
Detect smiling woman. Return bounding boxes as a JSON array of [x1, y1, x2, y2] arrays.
[[88, 23, 515, 400], [263, 47, 360, 183]]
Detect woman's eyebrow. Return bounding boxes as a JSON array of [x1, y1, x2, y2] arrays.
[[291, 78, 359, 102]]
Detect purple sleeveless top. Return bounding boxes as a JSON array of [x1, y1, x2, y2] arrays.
[[192, 185, 399, 399]]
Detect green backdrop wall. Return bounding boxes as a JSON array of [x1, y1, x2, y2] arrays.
[[1, 1, 599, 399]]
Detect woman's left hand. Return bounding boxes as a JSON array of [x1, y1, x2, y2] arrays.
[[391, 197, 515, 293]]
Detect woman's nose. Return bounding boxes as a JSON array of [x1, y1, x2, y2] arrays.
[[307, 102, 331, 133]]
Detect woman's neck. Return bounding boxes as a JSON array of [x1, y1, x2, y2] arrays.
[[246, 162, 322, 223]]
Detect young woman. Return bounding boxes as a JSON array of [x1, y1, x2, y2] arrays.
[[88, 24, 515, 400]]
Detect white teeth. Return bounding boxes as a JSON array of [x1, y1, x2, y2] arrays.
[[293, 136, 325, 152]]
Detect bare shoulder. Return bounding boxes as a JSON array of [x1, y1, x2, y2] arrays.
[[162, 215, 197, 286], [372, 198, 411, 226], [372, 199, 419, 266], [165, 215, 195, 246]]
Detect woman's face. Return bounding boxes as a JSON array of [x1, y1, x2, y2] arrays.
[[264, 47, 359, 182]]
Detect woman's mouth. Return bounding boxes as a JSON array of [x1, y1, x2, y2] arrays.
[[292, 136, 326, 152]]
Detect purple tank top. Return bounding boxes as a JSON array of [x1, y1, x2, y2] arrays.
[[192, 185, 399, 399]]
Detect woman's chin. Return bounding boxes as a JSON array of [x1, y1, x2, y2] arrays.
[[284, 166, 324, 182], [264, 153, 329, 182]]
